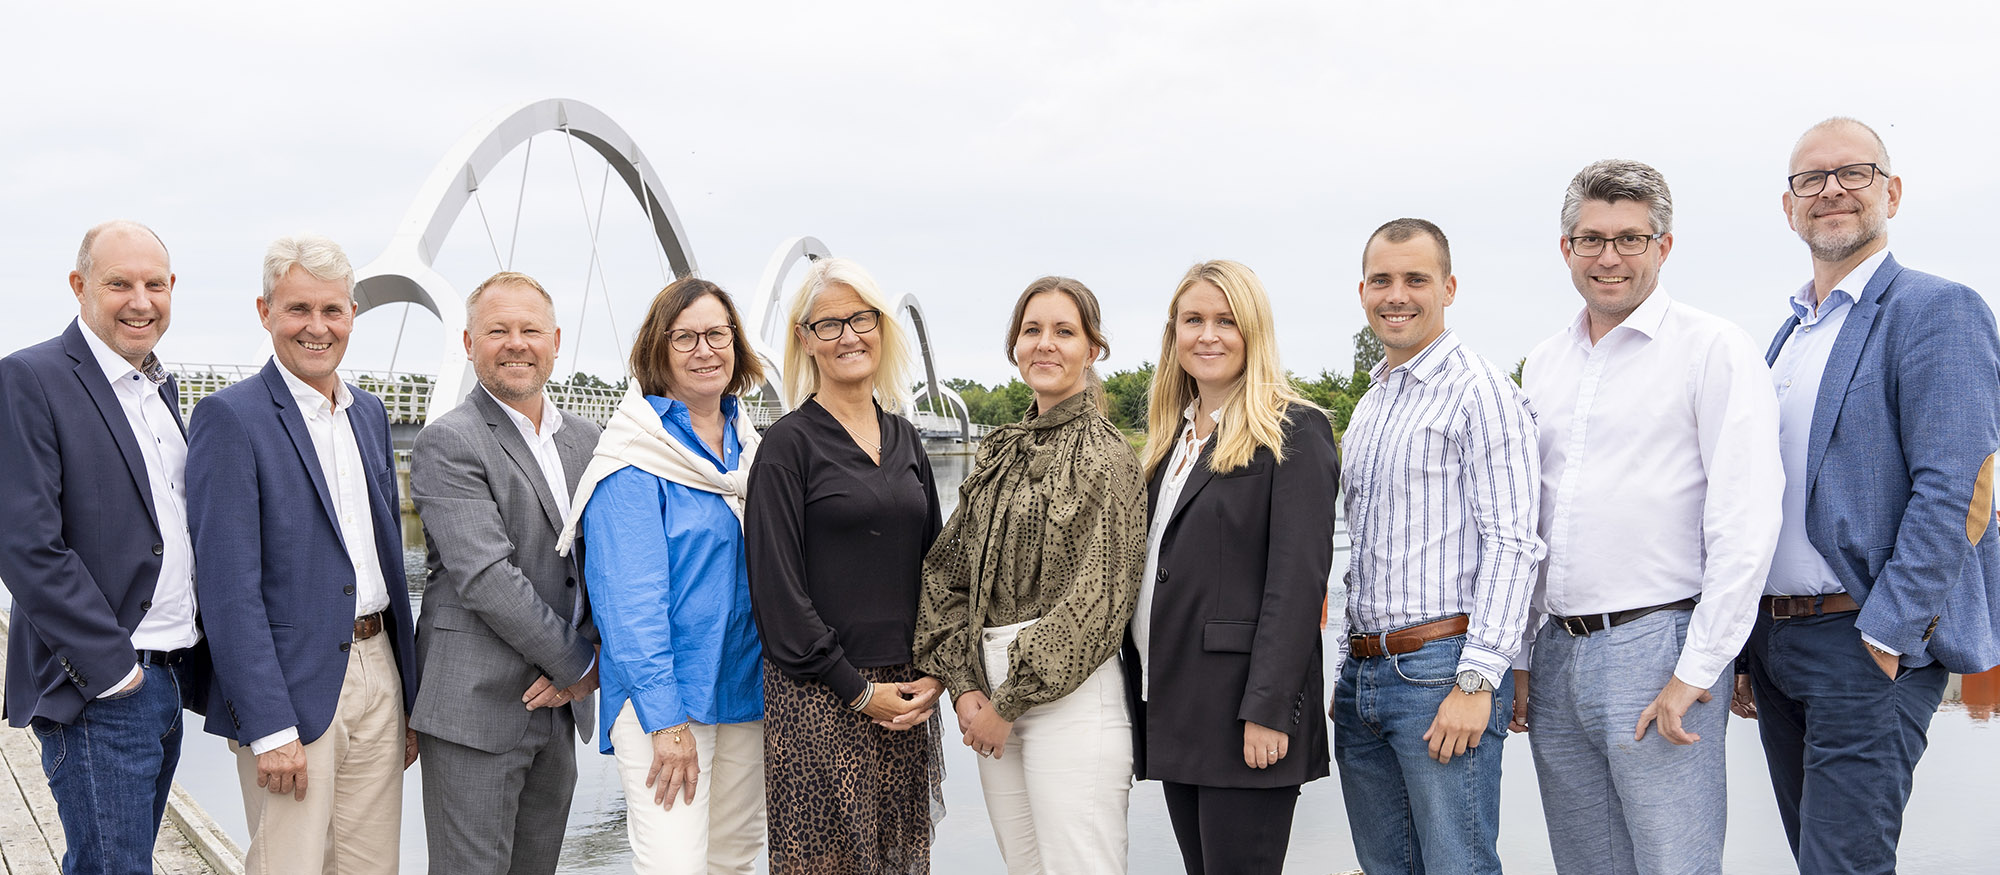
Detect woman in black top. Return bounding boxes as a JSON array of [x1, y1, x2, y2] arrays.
[[745, 256, 946, 875]]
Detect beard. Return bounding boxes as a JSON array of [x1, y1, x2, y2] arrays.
[[1799, 204, 1887, 263]]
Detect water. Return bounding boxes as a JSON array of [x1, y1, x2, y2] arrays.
[[16, 448, 2000, 871]]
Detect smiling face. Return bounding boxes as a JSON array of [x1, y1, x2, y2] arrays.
[[1173, 280, 1246, 401], [466, 281, 559, 409], [797, 283, 880, 391], [1563, 198, 1672, 335], [1785, 123, 1900, 264], [1360, 233, 1456, 370], [1012, 290, 1099, 413], [667, 293, 736, 406], [71, 227, 174, 366], [258, 265, 354, 398]]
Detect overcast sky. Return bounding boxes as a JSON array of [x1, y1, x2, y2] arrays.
[[6, 1, 1997, 391]]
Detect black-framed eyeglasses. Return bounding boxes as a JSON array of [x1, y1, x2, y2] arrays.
[[1788, 163, 1881, 198], [668, 325, 736, 353], [802, 308, 880, 341], [1566, 233, 1665, 257]]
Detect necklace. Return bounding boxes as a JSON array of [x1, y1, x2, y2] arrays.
[[830, 412, 880, 452]]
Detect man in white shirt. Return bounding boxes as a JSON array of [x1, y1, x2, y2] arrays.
[[186, 235, 419, 875], [1, 221, 207, 875], [410, 272, 602, 874], [1333, 218, 1542, 875], [1514, 160, 1783, 875]]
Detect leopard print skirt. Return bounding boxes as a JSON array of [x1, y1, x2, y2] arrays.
[[763, 661, 946, 875]]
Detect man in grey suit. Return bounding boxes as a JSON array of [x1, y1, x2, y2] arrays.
[[410, 271, 602, 874]]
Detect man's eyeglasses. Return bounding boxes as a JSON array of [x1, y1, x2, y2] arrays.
[[1788, 163, 1882, 198], [1566, 233, 1665, 258], [802, 309, 881, 341], [668, 326, 736, 353]]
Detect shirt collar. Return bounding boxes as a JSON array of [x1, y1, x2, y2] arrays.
[[273, 355, 352, 414], [1370, 329, 1460, 384], [1179, 401, 1222, 428], [77, 320, 165, 388], [484, 385, 562, 439], [1567, 287, 1672, 347], [1790, 248, 1889, 322]]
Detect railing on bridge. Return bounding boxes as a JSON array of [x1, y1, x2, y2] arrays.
[[169, 364, 991, 441]]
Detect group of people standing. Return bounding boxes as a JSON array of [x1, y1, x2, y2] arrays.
[[1, 113, 1995, 875]]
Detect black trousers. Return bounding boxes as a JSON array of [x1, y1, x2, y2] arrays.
[[1160, 781, 1302, 875]]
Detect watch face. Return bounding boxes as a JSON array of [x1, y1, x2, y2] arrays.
[[1457, 671, 1484, 694]]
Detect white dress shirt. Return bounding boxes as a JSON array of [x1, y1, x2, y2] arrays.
[[1341, 330, 1544, 687], [1133, 404, 1214, 699], [1522, 290, 1784, 687], [486, 387, 571, 524], [79, 328, 200, 697]]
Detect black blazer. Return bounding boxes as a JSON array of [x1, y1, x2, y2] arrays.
[[1123, 403, 1338, 789]]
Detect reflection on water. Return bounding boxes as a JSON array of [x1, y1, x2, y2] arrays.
[[150, 447, 2000, 872]]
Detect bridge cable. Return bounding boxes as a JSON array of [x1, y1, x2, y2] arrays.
[[561, 129, 621, 381], [506, 137, 535, 270], [470, 187, 507, 269]]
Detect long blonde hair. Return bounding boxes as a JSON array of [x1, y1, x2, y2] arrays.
[[1141, 260, 1308, 479], [780, 257, 914, 410]]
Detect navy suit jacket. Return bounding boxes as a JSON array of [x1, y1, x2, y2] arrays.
[[1766, 253, 2000, 673], [186, 359, 418, 744], [0, 320, 210, 725]]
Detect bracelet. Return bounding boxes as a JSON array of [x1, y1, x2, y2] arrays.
[[848, 682, 874, 713], [650, 722, 689, 742], [1864, 641, 1897, 659]]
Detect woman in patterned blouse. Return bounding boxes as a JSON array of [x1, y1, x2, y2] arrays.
[[914, 276, 1148, 874]]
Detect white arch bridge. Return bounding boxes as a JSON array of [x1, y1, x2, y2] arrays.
[[172, 97, 981, 446]]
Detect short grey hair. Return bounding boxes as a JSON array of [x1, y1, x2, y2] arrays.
[[1560, 159, 1673, 238], [465, 270, 556, 324], [1792, 116, 1892, 175], [262, 234, 355, 301], [75, 220, 169, 277]]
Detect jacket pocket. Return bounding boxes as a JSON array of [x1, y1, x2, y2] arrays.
[[428, 604, 497, 638], [1202, 620, 1257, 653], [1866, 545, 1894, 579]]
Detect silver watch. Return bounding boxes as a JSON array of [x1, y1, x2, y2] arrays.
[[1455, 670, 1495, 695]]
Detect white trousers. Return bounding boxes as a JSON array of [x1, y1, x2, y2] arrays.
[[975, 620, 1133, 875], [608, 703, 766, 875]]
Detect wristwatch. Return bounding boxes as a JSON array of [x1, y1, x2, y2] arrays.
[[1455, 670, 1495, 695]]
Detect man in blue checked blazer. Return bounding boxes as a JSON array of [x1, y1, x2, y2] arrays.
[[1741, 116, 2000, 875]]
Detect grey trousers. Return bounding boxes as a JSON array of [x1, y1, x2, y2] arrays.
[[419, 704, 577, 875], [1526, 609, 1730, 875]]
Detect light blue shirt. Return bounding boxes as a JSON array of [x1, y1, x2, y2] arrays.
[[1767, 249, 1890, 598], [581, 394, 761, 752]]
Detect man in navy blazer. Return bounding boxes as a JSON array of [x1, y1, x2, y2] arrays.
[[1741, 117, 2000, 875], [186, 235, 419, 875], [0, 221, 209, 875]]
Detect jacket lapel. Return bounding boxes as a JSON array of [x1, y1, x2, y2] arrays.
[[474, 390, 568, 535], [1167, 439, 1218, 530], [1804, 255, 1902, 491], [260, 361, 346, 550], [63, 322, 161, 533]]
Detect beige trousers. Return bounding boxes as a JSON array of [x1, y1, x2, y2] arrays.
[[609, 703, 767, 875], [233, 633, 406, 875]]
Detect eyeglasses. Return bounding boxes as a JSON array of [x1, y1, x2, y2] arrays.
[[668, 325, 735, 353], [1566, 233, 1665, 257], [801, 309, 881, 341], [1788, 163, 1881, 198]]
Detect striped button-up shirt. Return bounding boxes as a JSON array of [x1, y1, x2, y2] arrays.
[[1340, 330, 1544, 685]]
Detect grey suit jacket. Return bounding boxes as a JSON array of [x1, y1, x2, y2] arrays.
[[409, 388, 602, 752]]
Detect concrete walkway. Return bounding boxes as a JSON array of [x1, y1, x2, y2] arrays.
[[0, 617, 242, 875]]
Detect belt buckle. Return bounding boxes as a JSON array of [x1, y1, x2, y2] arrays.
[[1768, 597, 1799, 620], [1561, 615, 1591, 637]]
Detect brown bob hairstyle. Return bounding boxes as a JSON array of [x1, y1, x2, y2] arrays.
[[628, 277, 767, 399], [1005, 275, 1111, 413]]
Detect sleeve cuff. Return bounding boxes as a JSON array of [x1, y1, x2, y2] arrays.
[[248, 727, 300, 756], [1672, 650, 1730, 691], [1456, 645, 1511, 689], [96, 665, 144, 700], [825, 661, 868, 706], [1859, 632, 1903, 658]]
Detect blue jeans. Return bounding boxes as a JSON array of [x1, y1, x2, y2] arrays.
[[31, 660, 190, 875], [1743, 609, 1949, 875], [1527, 608, 1728, 875], [1333, 629, 1510, 875]]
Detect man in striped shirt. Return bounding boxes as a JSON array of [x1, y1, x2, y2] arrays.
[[1331, 218, 1543, 875]]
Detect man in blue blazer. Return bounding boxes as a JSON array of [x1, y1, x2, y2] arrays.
[[186, 235, 419, 875], [0, 221, 209, 875], [1742, 117, 2000, 875]]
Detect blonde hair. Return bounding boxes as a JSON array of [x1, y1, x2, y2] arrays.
[[1141, 260, 1309, 478], [780, 257, 913, 410]]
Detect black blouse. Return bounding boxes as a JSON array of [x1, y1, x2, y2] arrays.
[[746, 397, 943, 704]]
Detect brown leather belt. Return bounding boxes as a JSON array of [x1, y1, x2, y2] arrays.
[[1551, 598, 1699, 637], [1349, 615, 1469, 659], [1761, 592, 1859, 619], [354, 611, 385, 641]]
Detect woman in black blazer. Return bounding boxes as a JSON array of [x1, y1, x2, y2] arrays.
[[1122, 259, 1340, 875]]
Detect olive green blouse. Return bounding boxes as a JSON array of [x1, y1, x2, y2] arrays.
[[913, 389, 1147, 722]]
